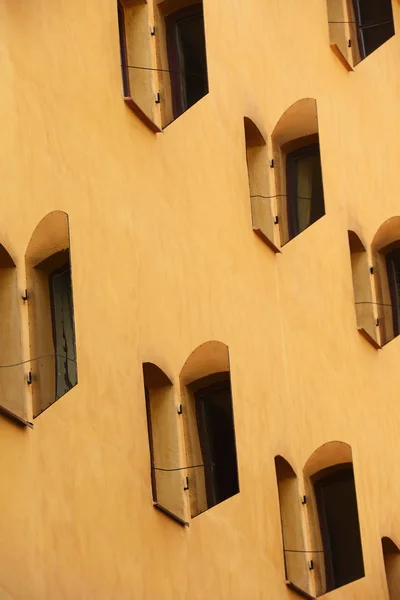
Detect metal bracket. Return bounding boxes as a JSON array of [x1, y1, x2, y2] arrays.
[[274, 216, 279, 225], [376, 318, 380, 327], [150, 26, 156, 36], [21, 289, 28, 301], [270, 159, 274, 168], [177, 404, 183, 415], [308, 560, 314, 571], [183, 476, 189, 491], [348, 39, 352, 48], [155, 92, 161, 104], [27, 372, 32, 385], [301, 495, 307, 505]]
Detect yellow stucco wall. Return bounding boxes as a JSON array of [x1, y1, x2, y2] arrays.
[[1, 0, 400, 598]]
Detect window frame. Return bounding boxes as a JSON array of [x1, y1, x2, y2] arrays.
[[352, 0, 395, 60], [313, 463, 364, 592], [285, 142, 324, 241], [117, 1, 131, 97], [193, 377, 240, 510], [165, 3, 208, 119]]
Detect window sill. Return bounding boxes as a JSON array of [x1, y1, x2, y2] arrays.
[[153, 503, 189, 527], [330, 45, 353, 72], [357, 327, 381, 349], [0, 403, 33, 428], [253, 228, 281, 253], [286, 581, 316, 599], [124, 97, 162, 134]]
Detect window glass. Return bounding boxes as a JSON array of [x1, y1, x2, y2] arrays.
[[286, 144, 324, 239], [385, 249, 400, 337], [50, 261, 77, 400], [314, 466, 364, 591], [353, 0, 394, 58], [194, 380, 239, 508]]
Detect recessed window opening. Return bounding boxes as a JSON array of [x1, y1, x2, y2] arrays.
[[286, 141, 324, 240], [352, 0, 395, 60], [166, 3, 208, 119], [26, 211, 78, 418], [193, 375, 239, 509], [313, 464, 364, 592]]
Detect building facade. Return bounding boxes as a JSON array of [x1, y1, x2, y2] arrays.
[[1, 0, 400, 598]]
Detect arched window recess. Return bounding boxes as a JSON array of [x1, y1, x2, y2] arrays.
[[0, 244, 31, 427], [143, 362, 188, 526], [347, 230, 380, 348], [272, 99, 325, 246], [382, 537, 400, 600], [244, 117, 280, 253]]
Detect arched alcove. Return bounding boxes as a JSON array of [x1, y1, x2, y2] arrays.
[[274, 456, 310, 595], [347, 230, 378, 347], [25, 211, 77, 417], [304, 442, 364, 595], [180, 342, 239, 517], [142, 362, 187, 525], [0, 244, 28, 424], [371, 217, 400, 346], [272, 99, 325, 245], [382, 537, 400, 600], [244, 118, 279, 252]]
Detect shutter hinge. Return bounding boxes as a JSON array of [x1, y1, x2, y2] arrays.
[[27, 371, 32, 385], [270, 159, 274, 168], [348, 39, 352, 48], [309, 560, 314, 571], [155, 92, 161, 104], [177, 404, 183, 415], [21, 289, 28, 301], [274, 216, 279, 225], [183, 476, 189, 491], [376, 318, 380, 327], [370, 266, 374, 274], [150, 26, 156, 36], [301, 495, 307, 505]]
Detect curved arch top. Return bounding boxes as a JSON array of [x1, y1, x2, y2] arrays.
[[272, 98, 318, 146], [275, 455, 297, 478], [382, 536, 400, 554], [0, 244, 15, 268], [180, 341, 229, 385], [372, 217, 400, 253], [142, 362, 173, 387], [348, 230, 366, 253], [304, 441, 352, 477], [26, 211, 70, 266], [244, 117, 266, 148]]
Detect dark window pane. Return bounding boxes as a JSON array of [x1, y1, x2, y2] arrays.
[[315, 467, 364, 591], [166, 5, 208, 118], [286, 143, 325, 239], [195, 380, 239, 508], [353, 0, 394, 58], [50, 263, 77, 400]]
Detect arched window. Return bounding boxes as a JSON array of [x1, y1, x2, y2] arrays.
[[348, 230, 378, 347], [326, 0, 395, 68], [371, 217, 400, 346], [272, 99, 325, 245], [304, 442, 364, 595], [382, 537, 400, 600], [180, 341, 239, 517], [244, 118, 279, 252], [143, 362, 187, 525], [0, 244, 29, 425], [25, 211, 78, 418], [274, 456, 311, 596]]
